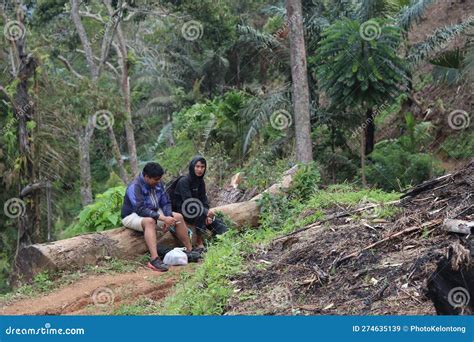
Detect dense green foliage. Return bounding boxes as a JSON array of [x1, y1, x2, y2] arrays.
[[440, 130, 474, 160], [366, 113, 442, 190], [61, 187, 126, 238], [314, 18, 408, 111]]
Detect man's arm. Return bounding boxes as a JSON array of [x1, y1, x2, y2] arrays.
[[129, 184, 159, 219], [158, 183, 173, 217]]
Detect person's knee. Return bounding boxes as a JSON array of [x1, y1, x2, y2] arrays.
[[173, 212, 183, 221], [141, 217, 156, 230]]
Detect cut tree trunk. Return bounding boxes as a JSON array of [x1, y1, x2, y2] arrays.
[[11, 166, 298, 286], [443, 219, 474, 235]]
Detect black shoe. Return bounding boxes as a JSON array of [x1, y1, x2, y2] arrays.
[[147, 257, 169, 272], [185, 250, 202, 263], [193, 247, 206, 255]]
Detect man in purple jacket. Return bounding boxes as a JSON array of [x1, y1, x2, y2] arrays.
[[121, 162, 198, 272]]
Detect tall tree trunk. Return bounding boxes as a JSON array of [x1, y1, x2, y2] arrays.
[[69, 0, 124, 207], [77, 116, 95, 206], [286, 0, 313, 163], [70, 0, 98, 209], [107, 126, 128, 183], [106, 2, 139, 177], [122, 75, 139, 177], [15, 63, 37, 249], [2, 2, 40, 251], [365, 107, 375, 155]]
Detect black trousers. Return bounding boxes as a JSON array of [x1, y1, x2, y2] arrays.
[[181, 210, 226, 236]]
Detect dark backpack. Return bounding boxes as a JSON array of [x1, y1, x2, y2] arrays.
[[165, 175, 185, 203]]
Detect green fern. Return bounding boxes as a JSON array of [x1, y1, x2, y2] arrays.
[[242, 84, 291, 154], [237, 24, 285, 51], [430, 49, 465, 85]]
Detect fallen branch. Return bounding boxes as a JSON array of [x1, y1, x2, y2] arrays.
[[335, 219, 442, 267], [401, 174, 452, 199], [274, 200, 400, 241]]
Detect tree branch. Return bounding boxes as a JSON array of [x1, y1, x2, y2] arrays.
[[97, 0, 123, 76], [78, 10, 105, 23], [70, 0, 98, 79], [57, 55, 85, 79], [75, 48, 120, 77]]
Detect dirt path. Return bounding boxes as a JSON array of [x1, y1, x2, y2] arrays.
[[0, 265, 192, 315]]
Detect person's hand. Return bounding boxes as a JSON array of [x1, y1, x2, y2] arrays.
[[163, 216, 176, 226], [207, 210, 215, 218], [162, 223, 169, 233], [206, 217, 213, 225]]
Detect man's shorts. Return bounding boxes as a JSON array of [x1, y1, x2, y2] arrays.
[[122, 209, 163, 232]]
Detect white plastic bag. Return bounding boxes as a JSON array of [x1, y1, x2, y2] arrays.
[[163, 247, 188, 266]]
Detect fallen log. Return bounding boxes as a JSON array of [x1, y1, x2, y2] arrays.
[[156, 165, 298, 249], [443, 219, 474, 235], [11, 166, 298, 286]]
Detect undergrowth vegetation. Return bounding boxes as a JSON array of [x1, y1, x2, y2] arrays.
[[61, 187, 126, 238], [126, 165, 401, 315]]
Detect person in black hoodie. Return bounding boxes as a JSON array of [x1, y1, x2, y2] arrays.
[[171, 156, 228, 253]]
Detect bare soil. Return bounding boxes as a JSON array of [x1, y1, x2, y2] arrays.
[[0, 266, 192, 315]]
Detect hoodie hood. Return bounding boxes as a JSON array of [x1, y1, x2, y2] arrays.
[[188, 155, 207, 180]]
